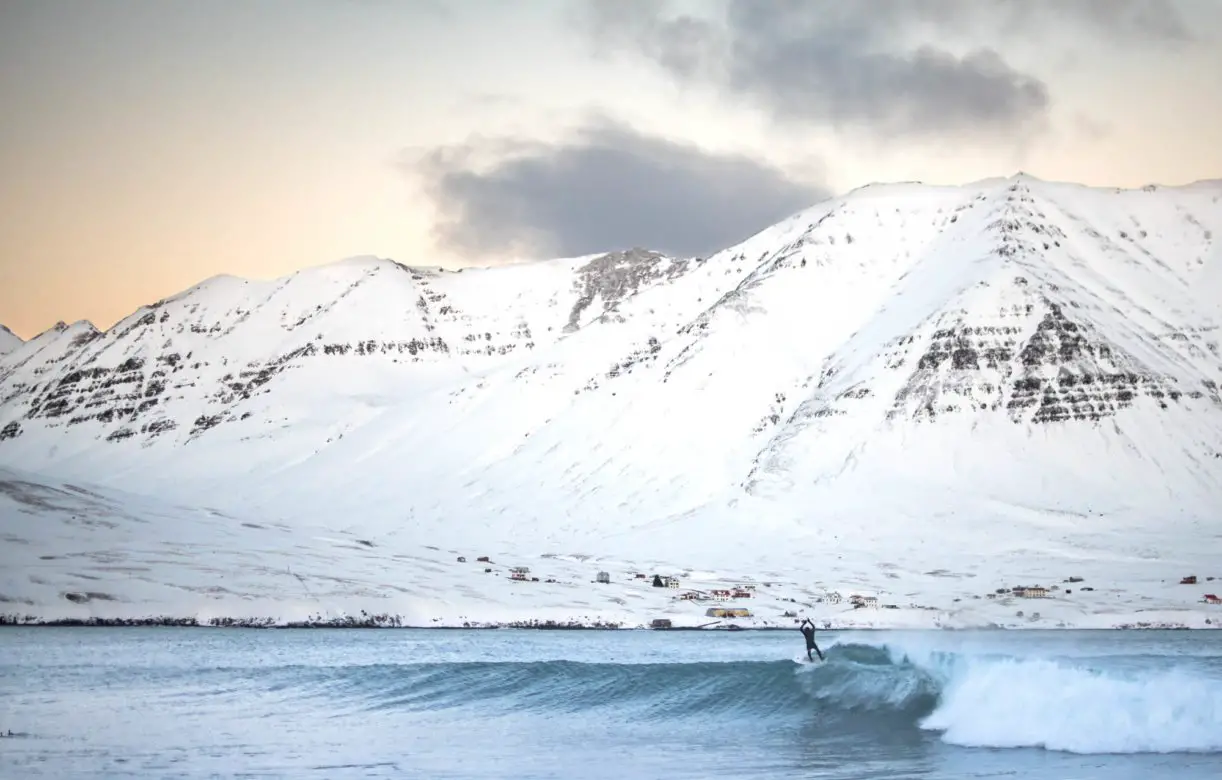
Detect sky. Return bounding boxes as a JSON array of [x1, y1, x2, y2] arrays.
[[1, 0, 1220, 339]]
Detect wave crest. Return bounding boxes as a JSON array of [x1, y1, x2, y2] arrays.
[[253, 639, 1222, 755]]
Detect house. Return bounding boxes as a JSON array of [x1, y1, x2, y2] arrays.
[[664, 576, 680, 589], [849, 594, 877, 608], [1204, 594, 1221, 605], [1014, 586, 1048, 598], [705, 607, 751, 618], [678, 591, 702, 601], [596, 571, 611, 584], [509, 566, 530, 581], [1181, 575, 1198, 585], [825, 591, 843, 605], [650, 618, 673, 629], [731, 588, 752, 599], [710, 588, 732, 600]]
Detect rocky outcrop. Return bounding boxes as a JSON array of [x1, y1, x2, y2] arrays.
[[564, 248, 690, 332]]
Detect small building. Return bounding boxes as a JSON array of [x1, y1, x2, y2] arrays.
[[596, 571, 611, 584], [825, 591, 843, 605], [650, 618, 673, 629], [731, 588, 752, 599], [1181, 575, 1198, 585], [664, 576, 680, 589], [509, 566, 530, 581], [1204, 594, 1221, 605], [705, 607, 751, 618], [710, 588, 732, 600]]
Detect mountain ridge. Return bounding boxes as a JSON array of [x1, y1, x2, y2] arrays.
[[2, 174, 1219, 496]]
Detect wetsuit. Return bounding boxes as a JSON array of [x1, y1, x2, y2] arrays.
[[800, 620, 823, 661]]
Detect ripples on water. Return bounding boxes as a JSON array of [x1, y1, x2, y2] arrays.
[[2, 627, 1221, 779]]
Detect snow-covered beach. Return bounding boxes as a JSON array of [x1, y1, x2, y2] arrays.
[[2, 463, 1219, 631]]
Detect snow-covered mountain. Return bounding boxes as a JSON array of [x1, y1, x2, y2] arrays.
[[0, 324, 22, 356], [3, 173, 1221, 628]]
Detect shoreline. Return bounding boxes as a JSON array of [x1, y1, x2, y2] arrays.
[[0, 617, 1209, 631]]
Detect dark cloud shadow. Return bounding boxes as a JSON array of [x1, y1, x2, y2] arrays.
[[405, 117, 828, 260]]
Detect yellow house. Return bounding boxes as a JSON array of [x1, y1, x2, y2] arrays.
[[705, 607, 751, 618]]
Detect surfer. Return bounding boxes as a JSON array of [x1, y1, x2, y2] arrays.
[[799, 618, 824, 662]]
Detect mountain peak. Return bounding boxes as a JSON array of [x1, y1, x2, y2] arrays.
[[0, 323, 23, 356]]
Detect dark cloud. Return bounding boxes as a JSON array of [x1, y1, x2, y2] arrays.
[[409, 118, 827, 259], [582, 0, 1048, 141], [722, 2, 1049, 140], [579, 0, 1198, 141]]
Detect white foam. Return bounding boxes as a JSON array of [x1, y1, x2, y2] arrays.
[[838, 632, 1222, 754]]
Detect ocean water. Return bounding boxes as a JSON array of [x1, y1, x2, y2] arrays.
[[2, 627, 1221, 779]]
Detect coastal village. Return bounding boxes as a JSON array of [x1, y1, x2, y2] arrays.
[[440, 554, 1222, 631], [6, 533, 1220, 629]]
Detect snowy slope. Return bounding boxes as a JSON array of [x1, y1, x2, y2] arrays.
[[2, 174, 1221, 628]]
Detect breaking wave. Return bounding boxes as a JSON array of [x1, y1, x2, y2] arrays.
[[847, 637, 1222, 754], [233, 637, 1222, 755]]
